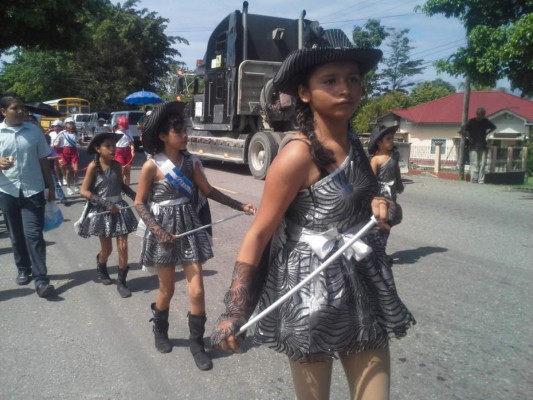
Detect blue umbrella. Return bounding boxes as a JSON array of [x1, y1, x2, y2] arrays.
[[123, 90, 164, 105]]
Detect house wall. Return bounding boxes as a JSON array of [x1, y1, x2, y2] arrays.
[[491, 114, 526, 133]]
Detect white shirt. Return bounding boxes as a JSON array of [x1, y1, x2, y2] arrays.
[[0, 121, 50, 197], [53, 130, 78, 148], [115, 129, 134, 148]]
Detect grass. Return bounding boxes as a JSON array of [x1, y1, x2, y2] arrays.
[[511, 175, 533, 190]]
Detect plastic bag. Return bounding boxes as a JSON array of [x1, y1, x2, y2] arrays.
[[43, 201, 64, 232]]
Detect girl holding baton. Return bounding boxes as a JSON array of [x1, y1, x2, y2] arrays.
[[135, 102, 254, 371], [211, 33, 415, 399], [77, 133, 138, 298]]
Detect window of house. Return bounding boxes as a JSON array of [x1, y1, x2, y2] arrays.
[[431, 139, 447, 154]]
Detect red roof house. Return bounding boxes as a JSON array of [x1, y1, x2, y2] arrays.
[[390, 91, 533, 124], [377, 91, 532, 164]]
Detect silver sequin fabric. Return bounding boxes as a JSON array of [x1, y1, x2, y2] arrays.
[[253, 133, 415, 363]]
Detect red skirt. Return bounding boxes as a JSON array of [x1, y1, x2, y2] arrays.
[[60, 147, 79, 166], [114, 147, 133, 166]]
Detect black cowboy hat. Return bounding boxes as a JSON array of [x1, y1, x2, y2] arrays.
[[367, 125, 399, 155], [142, 101, 186, 154], [87, 132, 122, 154], [273, 29, 382, 95]]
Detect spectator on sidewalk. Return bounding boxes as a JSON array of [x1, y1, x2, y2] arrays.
[[462, 108, 496, 184], [0, 93, 56, 297]]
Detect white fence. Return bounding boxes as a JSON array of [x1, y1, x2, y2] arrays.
[[407, 144, 528, 173]]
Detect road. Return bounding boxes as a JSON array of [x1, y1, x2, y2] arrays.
[[1, 151, 532, 400]]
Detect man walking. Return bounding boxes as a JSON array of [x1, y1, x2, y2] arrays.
[[0, 94, 56, 297], [462, 107, 496, 183]]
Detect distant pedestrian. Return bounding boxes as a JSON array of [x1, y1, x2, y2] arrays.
[[76, 132, 138, 298], [47, 120, 65, 185], [461, 107, 496, 183], [53, 117, 80, 195], [114, 116, 135, 186], [0, 93, 56, 297], [34, 118, 68, 206], [368, 125, 404, 253], [94, 117, 111, 135]]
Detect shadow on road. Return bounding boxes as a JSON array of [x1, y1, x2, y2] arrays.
[[391, 246, 448, 265], [0, 287, 35, 302]]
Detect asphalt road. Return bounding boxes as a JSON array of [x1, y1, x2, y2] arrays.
[[1, 151, 531, 400]]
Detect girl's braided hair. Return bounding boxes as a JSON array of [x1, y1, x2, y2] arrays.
[[294, 98, 335, 169], [93, 153, 102, 175]]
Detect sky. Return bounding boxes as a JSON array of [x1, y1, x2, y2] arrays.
[[135, 0, 474, 90]]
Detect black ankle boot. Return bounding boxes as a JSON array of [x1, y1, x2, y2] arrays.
[[188, 312, 213, 371], [150, 303, 172, 353], [96, 254, 112, 285], [116, 266, 132, 298]]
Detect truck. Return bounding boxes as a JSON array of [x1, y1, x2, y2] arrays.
[[182, 2, 349, 179]]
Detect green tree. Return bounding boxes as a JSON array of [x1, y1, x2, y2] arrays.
[[418, 0, 533, 96], [0, 0, 187, 111], [352, 19, 389, 98], [1, 0, 101, 52], [378, 28, 425, 94], [353, 91, 410, 133], [409, 79, 456, 106]]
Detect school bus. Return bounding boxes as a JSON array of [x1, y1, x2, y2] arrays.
[[40, 97, 91, 129]]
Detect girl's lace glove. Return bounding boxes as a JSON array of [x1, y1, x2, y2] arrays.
[[135, 203, 176, 244], [207, 188, 244, 211], [121, 184, 137, 201], [90, 194, 118, 213], [211, 261, 263, 351]]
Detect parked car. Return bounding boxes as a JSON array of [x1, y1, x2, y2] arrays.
[[71, 113, 92, 139], [84, 112, 111, 135], [109, 110, 145, 148]]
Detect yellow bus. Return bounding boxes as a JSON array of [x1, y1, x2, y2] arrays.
[[40, 97, 91, 128]]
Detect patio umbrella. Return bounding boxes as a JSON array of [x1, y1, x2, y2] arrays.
[[123, 90, 164, 105], [24, 102, 62, 117]]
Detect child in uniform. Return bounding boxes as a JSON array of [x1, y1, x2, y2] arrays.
[[211, 33, 415, 399], [368, 125, 404, 251], [134, 102, 255, 371], [114, 116, 135, 185], [54, 117, 80, 195], [76, 133, 138, 298]]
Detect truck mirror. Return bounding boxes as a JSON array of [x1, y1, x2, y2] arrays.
[[193, 77, 200, 94]]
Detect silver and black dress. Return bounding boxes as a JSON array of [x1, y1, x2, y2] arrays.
[[139, 156, 213, 268], [253, 132, 415, 363], [376, 148, 404, 201], [76, 161, 138, 238]]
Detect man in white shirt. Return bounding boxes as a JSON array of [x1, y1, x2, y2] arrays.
[[0, 93, 56, 297]]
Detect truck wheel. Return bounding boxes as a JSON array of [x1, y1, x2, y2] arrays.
[[248, 132, 277, 180]]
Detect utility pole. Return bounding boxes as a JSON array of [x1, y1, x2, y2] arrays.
[[458, 75, 471, 180]]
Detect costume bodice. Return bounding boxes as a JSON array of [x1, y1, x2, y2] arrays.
[[284, 133, 378, 233], [149, 155, 195, 203], [92, 161, 123, 198]]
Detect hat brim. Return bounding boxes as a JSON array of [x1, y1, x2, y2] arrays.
[[142, 102, 186, 154], [273, 48, 382, 95], [87, 133, 122, 154], [368, 125, 399, 155]]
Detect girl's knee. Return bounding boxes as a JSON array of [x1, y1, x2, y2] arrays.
[[159, 286, 175, 301], [188, 285, 205, 303]]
